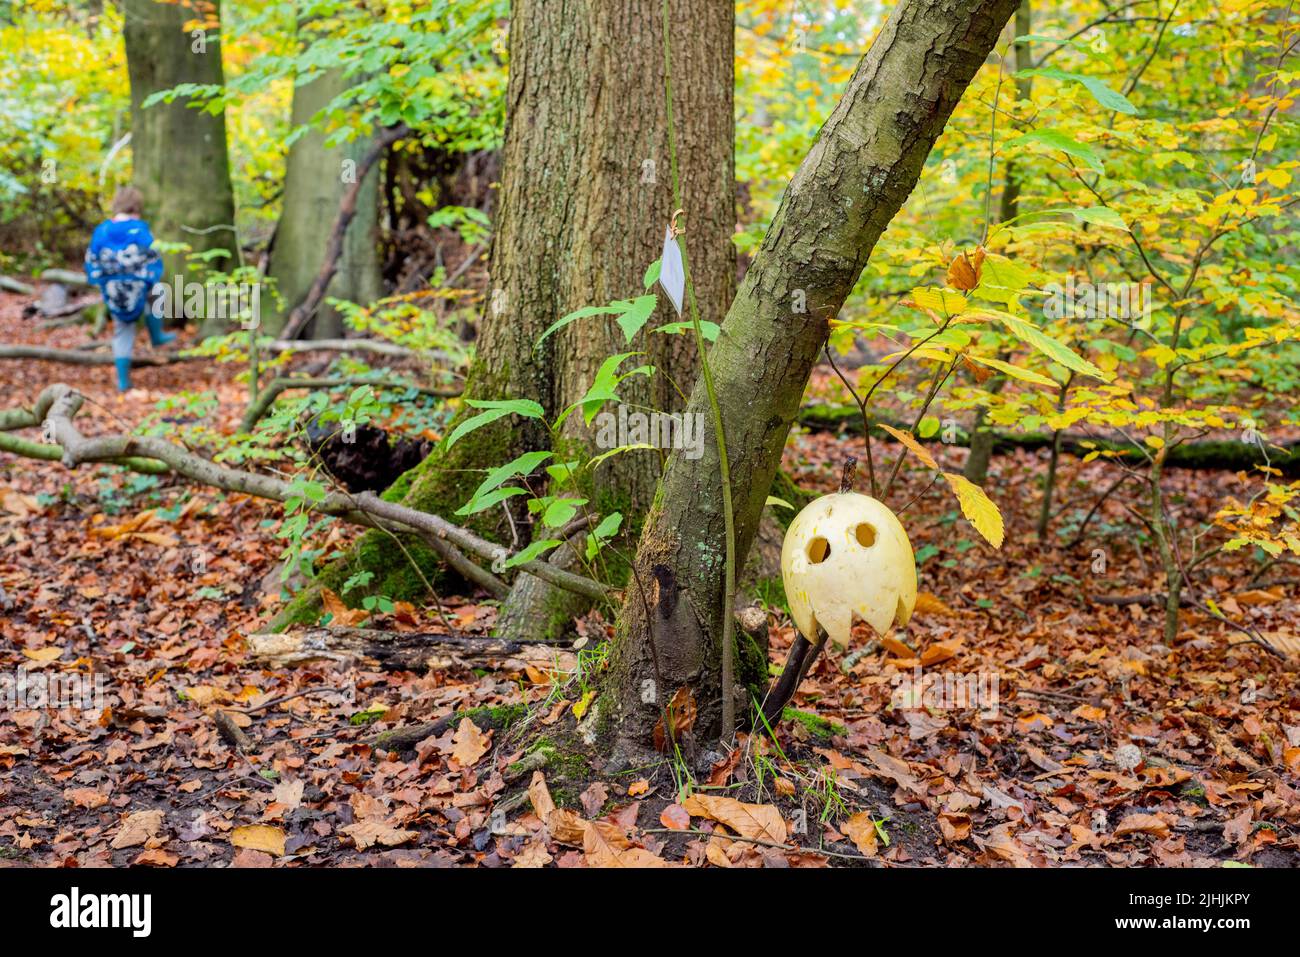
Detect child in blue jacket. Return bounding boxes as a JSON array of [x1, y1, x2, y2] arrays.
[[85, 186, 175, 391]]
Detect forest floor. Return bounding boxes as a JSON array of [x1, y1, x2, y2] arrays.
[[0, 286, 1297, 868]]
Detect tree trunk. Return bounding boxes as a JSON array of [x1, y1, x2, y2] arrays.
[[605, 0, 1021, 758], [265, 67, 384, 339], [272, 0, 734, 634], [122, 0, 237, 311]]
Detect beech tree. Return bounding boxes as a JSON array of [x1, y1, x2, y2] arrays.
[[266, 65, 384, 339], [122, 0, 237, 298], [604, 0, 1021, 757], [275, 0, 736, 636]]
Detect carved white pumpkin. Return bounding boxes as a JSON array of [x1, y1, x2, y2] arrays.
[[780, 493, 917, 648]]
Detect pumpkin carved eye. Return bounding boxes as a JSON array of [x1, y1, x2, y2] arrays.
[[854, 523, 876, 547], [806, 536, 830, 564]]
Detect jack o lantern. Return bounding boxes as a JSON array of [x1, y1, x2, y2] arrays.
[[780, 491, 917, 648]]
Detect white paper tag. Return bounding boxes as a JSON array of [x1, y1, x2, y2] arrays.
[[659, 227, 685, 316]]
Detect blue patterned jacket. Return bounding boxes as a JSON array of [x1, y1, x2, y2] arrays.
[[85, 218, 164, 323]]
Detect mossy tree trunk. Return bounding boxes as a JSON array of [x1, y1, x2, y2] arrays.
[[265, 66, 384, 339], [605, 0, 1021, 758], [273, 0, 734, 633], [122, 0, 237, 317]]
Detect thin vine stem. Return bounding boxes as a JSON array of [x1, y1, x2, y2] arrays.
[[661, 0, 737, 743]]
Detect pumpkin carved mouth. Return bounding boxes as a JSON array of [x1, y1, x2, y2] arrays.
[[780, 492, 917, 648]]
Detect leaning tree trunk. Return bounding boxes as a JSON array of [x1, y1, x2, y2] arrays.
[[272, 0, 735, 634], [122, 0, 237, 316], [605, 0, 1021, 759], [265, 66, 384, 339]]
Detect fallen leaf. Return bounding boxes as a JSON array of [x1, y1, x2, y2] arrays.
[[450, 717, 491, 767], [579, 781, 609, 818], [1114, 813, 1171, 839], [64, 787, 109, 810], [513, 842, 553, 868], [582, 820, 672, 867], [681, 794, 787, 844], [660, 804, 691, 831], [653, 685, 698, 753], [841, 811, 879, 856], [913, 591, 958, 616], [341, 819, 417, 851], [111, 809, 166, 850], [232, 824, 287, 857]]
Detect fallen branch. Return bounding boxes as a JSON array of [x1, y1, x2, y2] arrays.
[[213, 710, 253, 752], [801, 404, 1300, 476], [0, 276, 36, 295], [7, 384, 607, 605], [246, 626, 548, 671], [40, 268, 91, 287], [262, 338, 436, 360], [0, 345, 198, 367]]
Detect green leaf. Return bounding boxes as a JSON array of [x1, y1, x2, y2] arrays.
[[586, 511, 624, 559], [765, 495, 795, 511], [558, 353, 654, 427], [653, 320, 721, 341], [444, 398, 545, 450], [615, 295, 659, 341], [537, 295, 659, 347], [643, 259, 662, 290], [587, 443, 658, 471], [1016, 67, 1138, 115], [1068, 206, 1130, 232], [457, 450, 553, 516], [542, 497, 587, 528], [504, 538, 562, 569], [1009, 130, 1103, 174]]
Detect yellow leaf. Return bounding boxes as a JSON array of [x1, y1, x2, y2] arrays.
[[22, 646, 63, 663], [231, 824, 286, 857], [572, 689, 596, 719], [941, 473, 1004, 548], [879, 424, 937, 470], [966, 354, 1057, 387], [912, 287, 968, 316], [913, 591, 957, 616]]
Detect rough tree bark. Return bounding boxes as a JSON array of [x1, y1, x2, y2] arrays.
[[605, 0, 1021, 759], [272, 0, 735, 635], [265, 66, 384, 339], [122, 0, 237, 309]]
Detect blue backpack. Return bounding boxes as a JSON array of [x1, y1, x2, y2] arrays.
[[85, 218, 164, 323]]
